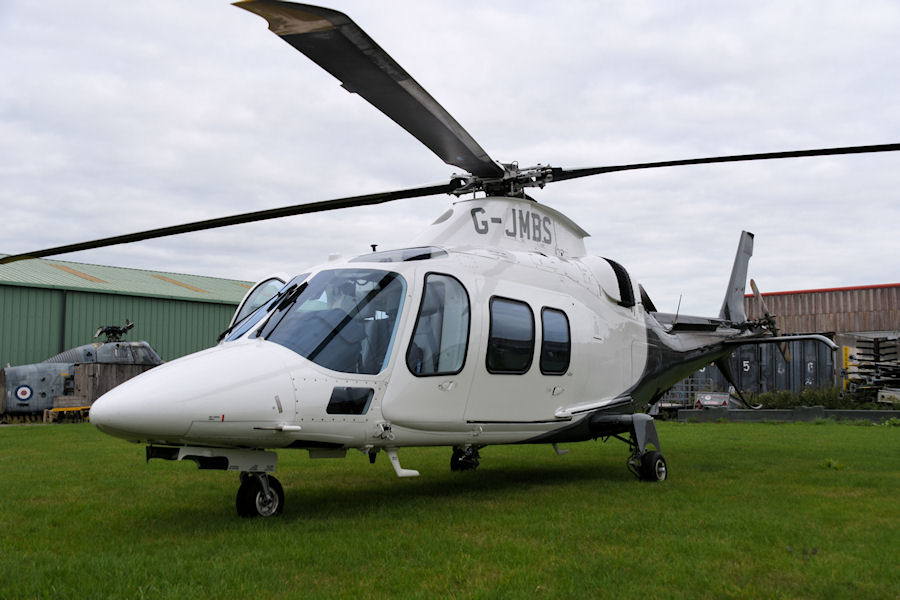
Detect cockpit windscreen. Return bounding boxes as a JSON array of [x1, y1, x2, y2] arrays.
[[258, 269, 406, 374]]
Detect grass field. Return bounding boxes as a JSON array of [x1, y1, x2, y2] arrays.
[[1, 421, 897, 599]]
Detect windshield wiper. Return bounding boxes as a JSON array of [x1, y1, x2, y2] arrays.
[[257, 282, 308, 340], [217, 282, 303, 343]]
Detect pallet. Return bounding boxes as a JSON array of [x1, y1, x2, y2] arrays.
[[43, 407, 91, 424]]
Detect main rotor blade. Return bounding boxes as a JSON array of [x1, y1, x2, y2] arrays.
[[235, 0, 504, 179], [550, 143, 900, 183], [0, 181, 457, 265]]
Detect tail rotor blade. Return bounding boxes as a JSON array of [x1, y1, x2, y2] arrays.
[[750, 279, 791, 363]]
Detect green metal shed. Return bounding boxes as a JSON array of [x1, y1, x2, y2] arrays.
[[0, 255, 252, 368]]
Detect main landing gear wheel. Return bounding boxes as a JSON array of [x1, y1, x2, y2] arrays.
[[639, 451, 668, 482], [450, 446, 481, 471], [236, 472, 284, 518]]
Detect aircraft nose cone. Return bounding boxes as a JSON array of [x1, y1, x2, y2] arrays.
[[89, 341, 300, 444], [89, 377, 192, 442]]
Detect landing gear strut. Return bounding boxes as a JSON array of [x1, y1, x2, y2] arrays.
[[236, 472, 285, 518], [450, 445, 481, 471], [592, 413, 668, 482]]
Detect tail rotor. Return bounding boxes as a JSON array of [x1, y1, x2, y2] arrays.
[[750, 279, 791, 363]]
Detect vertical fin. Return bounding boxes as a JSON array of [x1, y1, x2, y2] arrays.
[[718, 231, 754, 322]]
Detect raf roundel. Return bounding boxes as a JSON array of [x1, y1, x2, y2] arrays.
[[15, 385, 33, 401]]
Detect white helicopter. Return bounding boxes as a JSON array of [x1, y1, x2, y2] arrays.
[[3, 1, 897, 518]]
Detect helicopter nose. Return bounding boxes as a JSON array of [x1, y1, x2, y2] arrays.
[[89, 378, 190, 442], [90, 340, 300, 443]]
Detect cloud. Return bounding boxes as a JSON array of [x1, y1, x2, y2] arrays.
[[1, 0, 898, 316]]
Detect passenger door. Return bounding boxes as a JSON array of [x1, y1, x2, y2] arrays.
[[465, 290, 573, 423]]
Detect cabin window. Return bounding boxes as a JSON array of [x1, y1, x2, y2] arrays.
[[406, 273, 470, 376], [540, 308, 570, 375], [260, 269, 406, 374], [486, 297, 534, 374]]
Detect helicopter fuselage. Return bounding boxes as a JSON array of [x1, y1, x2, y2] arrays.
[[90, 196, 745, 455]]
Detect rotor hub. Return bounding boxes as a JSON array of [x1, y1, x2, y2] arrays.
[[451, 164, 555, 198]]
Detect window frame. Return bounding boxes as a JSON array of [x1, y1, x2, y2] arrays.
[[539, 307, 571, 376], [230, 276, 287, 328], [486, 296, 535, 375], [405, 272, 471, 378]]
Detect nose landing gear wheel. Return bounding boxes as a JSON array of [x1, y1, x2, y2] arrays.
[[639, 451, 668, 481], [236, 473, 285, 517]]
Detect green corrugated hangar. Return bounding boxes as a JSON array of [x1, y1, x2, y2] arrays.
[[0, 255, 252, 368]]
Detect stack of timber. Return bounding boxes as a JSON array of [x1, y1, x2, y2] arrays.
[[43, 363, 158, 422]]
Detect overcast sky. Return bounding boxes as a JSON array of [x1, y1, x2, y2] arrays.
[[2, 0, 898, 316]]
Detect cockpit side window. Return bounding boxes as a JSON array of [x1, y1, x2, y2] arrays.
[[222, 274, 308, 343], [406, 273, 470, 376], [232, 277, 286, 326], [262, 269, 406, 374]]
